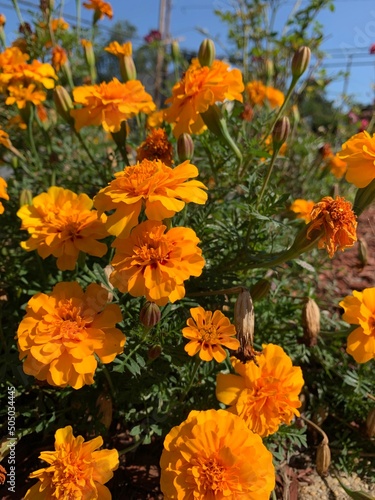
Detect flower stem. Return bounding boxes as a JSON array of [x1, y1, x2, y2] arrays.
[[256, 147, 279, 208], [179, 357, 201, 402], [101, 363, 116, 399]]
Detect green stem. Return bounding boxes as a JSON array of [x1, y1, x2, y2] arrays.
[[73, 129, 101, 171], [256, 146, 279, 208], [101, 364, 116, 399], [179, 357, 201, 402], [28, 107, 42, 169]]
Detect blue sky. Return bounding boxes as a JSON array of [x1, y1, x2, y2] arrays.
[[3, 0, 375, 105]]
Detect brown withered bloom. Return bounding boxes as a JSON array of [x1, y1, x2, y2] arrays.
[[307, 196, 357, 258], [136, 128, 173, 166]]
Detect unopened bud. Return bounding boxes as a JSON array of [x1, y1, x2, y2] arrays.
[[316, 440, 331, 476], [140, 301, 161, 328], [234, 288, 254, 361], [250, 279, 271, 301], [148, 344, 162, 360], [366, 408, 375, 438], [120, 55, 137, 82], [101, 265, 114, 302], [171, 39, 180, 62], [272, 117, 290, 149], [198, 38, 215, 67], [291, 46, 311, 79], [358, 238, 368, 268], [81, 39, 97, 82], [302, 298, 320, 347], [53, 85, 74, 125], [177, 133, 194, 161], [264, 59, 274, 79], [19, 188, 33, 207]]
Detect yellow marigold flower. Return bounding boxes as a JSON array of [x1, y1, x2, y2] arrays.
[[337, 131, 375, 188], [0, 177, 9, 214], [182, 306, 240, 362], [110, 220, 205, 306], [71, 78, 155, 132], [80, 38, 93, 49], [328, 154, 347, 179], [105, 40, 132, 56], [136, 128, 173, 166], [22, 59, 57, 89], [17, 186, 108, 271], [0, 46, 29, 68], [147, 108, 165, 129], [307, 196, 357, 258], [164, 58, 244, 138], [94, 158, 207, 238], [5, 83, 46, 108], [290, 198, 315, 223], [339, 288, 375, 363], [83, 0, 113, 20], [17, 282, 125, 389], [216, 344, 304, 437], [246, 80, 284, 108], [50, 17, 69, 31], [160, 409, 275, 499], [24, 425, 119, 498], [51, 45, 68, 72]]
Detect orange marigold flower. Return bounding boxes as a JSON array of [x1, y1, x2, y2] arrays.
[[50, 17, 69, 31], [0, 129, 12, 149], [0, 177, 9, 214], [216, 344, 304, 437], [290, 198, 315, 223], [160, 409, 275, 499], [71, 78, 155, 132], [339, 288, 375, 363], [182, 306, 240, 362], [24, 425, 119, 498], [136, 128, 173, 165], [265, 85, 285, 108], [110, 220, 205, 306], [246, 80, 284, 108], [164, 58, 244, 138], [147, 108, 165, 129], [0, 14, 6, 27], [5, 83, 46, 108], [328, 154, 347, 179], [337, 131, 375, 188], [307, 196, 357, 258], [105, 40, 132, 56], [17, 186, 108, 271], [94, 159, 207, 238], [51, 45, 68, 71], [17, 282, 125, 389], [83, 0, 113, 20]]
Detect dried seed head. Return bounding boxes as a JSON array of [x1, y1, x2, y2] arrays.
[[366, 408, 375, 438], [291, 46, 311, 79], [316, 440, 331, 476], [302, 298, 320, 347], [234, 288, 255, 361], [198, 38, 216, 67]]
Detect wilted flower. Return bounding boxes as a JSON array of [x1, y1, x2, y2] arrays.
[[110, 220, 205, 306], [246, 80, 285, 108], [0, 177, 9, 214], [51, 45, 68, 72], [337, 131, 375, 188], [290, 198, 315, 223], [307, 196, 357, 258], [160, 409, 275, 499], [17, 282, 125, 389], [83, 0, 113, 20], [164, 58, 244, 137], [17, 186, 108, 270], [182, 306, 240, 362], [339, 288, 375, 363], [71, 78, 155, 132], [216, 343, 304, 437], [136, 128, 173, 165], [94, 159, 207, 238], [24, 426, 119, 498]]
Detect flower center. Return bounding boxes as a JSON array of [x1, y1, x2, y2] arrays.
[[51, 448, 93, 497], [195, 455, 226, 492], [200, 324, 218, 342], [120, 161, 161, 195], [134, 239, 171, 268], [59, 320, 81, 340], [369, 316, 375, 334]]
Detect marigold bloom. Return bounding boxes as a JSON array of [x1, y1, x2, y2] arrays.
[[182, 306, 240, 362], [265, 85, 285, 108], [0, 177, 9, 214], [164, 58, 244, 137], [83, 0, 113, 20], [0, 129, 12, 149], [136, 128, 173, 165], [94, 159, 207, 238], [71, 78, 155, 132], [160, 409, 275, 499], [17, 282, 125, 389], [216, 344, 304, 437], [147, 108, 165, 128], [51, 45, 68, 71], [105, 40, 132, 56], [24, 425, 119, 498], [17, 186, 108, 271], [339, 288, 375, 363], [307, 196, 357, 258], [0, 14, 5, 27], [110, 220, 205, 306], [5, 83, 46, 108], [246, 80, 284, 108], [328, 154, 347, 179], [50, 17, 69, 31], [337, 131, 375, 187], [290, 198, 315, 223]]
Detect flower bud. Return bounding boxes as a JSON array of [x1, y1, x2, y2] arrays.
[[250, 278, 271, 301], [53, 85, 74, 125], [264, 58, 274, 79], [140, 301, 161, 328], [291, 46, 311, 79], [272, 117, 290, 150], [120, 55, 137, 82], [234, 288, 255, 361], [177, 133, 194, 162], [302, 298, 320, 347], [198, 38, 215, 67], [148, 344, 162, 360], [171, 39, 180, 62], [316, 440, 331, 476], [81, 39, 97, 83], [19, 188, 32, 207], [358, 238, 368, 268], [366, 408, 375, 438], [101, 265, 114, 302]]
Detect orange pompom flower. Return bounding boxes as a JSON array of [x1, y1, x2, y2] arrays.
[[339, 288, 375, 363], [246, 80, 284, 108], [94, 159, 207, 238], [71, 78, 155, 132], [164, 58, 244, 138], [307, 196, 357, 258], [160, 409, 275, 499], [0, 177, 9, 214], [216, 344, 304, 437], [83, 0, 113, 20], [110, 220, 205, 306], [290, 198, 315, 223], [17, 186, 108, 271], [24, 425, 119, 498], [17, 282, 125, 389], [136, 128, 173, 165], [337, 131, 375, 187], [182, 306, 240, 362]]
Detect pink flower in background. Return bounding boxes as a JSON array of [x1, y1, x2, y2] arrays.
[[369, 43, 375, 54], [144, 29, 161, 44]]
